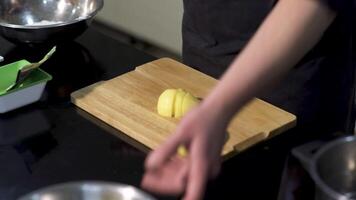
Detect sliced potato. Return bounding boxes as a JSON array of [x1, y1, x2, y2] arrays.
[[174, 89, 186, 118], [181, 92, 199, 116], [157, 89, 177, 117], [177, 145, 188, 157], [157, 88, 200, 118]]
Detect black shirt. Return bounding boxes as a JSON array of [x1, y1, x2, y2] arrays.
[[182, 0, 355, 133]]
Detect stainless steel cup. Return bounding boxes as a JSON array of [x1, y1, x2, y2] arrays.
[[293, 136, 356, 200]]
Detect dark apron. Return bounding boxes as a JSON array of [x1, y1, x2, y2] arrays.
[[182, 0, 355, 133]]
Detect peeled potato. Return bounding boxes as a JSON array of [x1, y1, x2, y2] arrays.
[[157, 89, 199, 157], [174, 89, 187, 118], [157, 88, 199, 118], [177, 145, 188, 157], [157, 89, 177, 117], [181, 92, 199, 116]]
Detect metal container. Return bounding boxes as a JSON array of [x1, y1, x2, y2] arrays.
[[0, 0, 103, 45], [292, 136, 356, 200], [18, 181, 157, 200]]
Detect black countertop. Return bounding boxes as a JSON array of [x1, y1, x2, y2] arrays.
[[0, 28, 348, 200]]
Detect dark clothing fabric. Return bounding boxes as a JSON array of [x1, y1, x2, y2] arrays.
[[325, 0, 349, 11], [182, 1, 274, 76], [182, 0, 355, 133]]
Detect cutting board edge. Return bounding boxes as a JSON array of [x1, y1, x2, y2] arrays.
[[254, 98, 297, 122], [232, 132, 269, 153], [74, 106, 153, 153], [75, 98, 169, 152], [70, 81, 107, 100], [268, 118, 297, 137]]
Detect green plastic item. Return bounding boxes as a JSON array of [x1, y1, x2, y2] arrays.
[[0, 60, 52, 96], [2, 46, 55, 94]]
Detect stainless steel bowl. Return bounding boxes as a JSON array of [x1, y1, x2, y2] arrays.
[[18, 181, 157, 200], [293, 136, 356, 200], [0, 0, 103, 45]]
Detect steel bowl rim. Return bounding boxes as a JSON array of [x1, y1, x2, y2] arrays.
[[0, 0, 103, 29], [309, 135, 356, 200], [18, 180, 156, 200]]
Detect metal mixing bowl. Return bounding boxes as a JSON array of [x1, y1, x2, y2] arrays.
[[18, 181, 157, 200], [0, 0, 103, 45]]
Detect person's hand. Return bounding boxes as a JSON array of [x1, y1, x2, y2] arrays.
[[141, 104, 229, 200]]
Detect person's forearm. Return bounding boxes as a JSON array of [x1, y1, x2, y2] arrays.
[[202, 0, 336, 122]]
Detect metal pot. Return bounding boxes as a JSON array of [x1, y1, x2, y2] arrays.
[[292, 136, 356, 200], [0, 0, 103, 45], [18, 181, 156, 200]]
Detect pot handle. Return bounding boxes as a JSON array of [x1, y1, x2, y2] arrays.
[[292, 141, 324, 173]]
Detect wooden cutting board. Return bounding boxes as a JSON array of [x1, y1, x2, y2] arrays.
[[71, 58, 296, 158]]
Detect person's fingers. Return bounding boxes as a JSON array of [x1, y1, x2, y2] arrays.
[[176, 157, 189, 193], [145, 125, 190, 170], [210, 156, 222, 179], [141, 157, 188, 195], [142, 172, 185, 194], [183, 140, 209, 200]]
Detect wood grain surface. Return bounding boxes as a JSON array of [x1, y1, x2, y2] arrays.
[[71, 58, 296, 158]]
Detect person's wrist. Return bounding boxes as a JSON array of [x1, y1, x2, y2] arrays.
[[199, 96, 235, 127]]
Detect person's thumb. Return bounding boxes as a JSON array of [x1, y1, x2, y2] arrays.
[[145, 131, 188, 170]]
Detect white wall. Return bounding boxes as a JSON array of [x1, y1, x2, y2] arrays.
[[96, 0, 183, 55]]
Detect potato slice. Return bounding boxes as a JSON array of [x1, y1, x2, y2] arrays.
[[182, 92, 199, 116], [174, 89, 186, 118], [157, 89, 199, 118], [177, 145, 188, 157], [157, 89, 177, 117]]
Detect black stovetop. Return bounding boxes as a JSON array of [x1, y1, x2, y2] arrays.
[[0, 27, 348, 200]]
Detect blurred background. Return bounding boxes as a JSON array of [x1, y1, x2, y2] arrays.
[[93, 0, 183, 60]]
